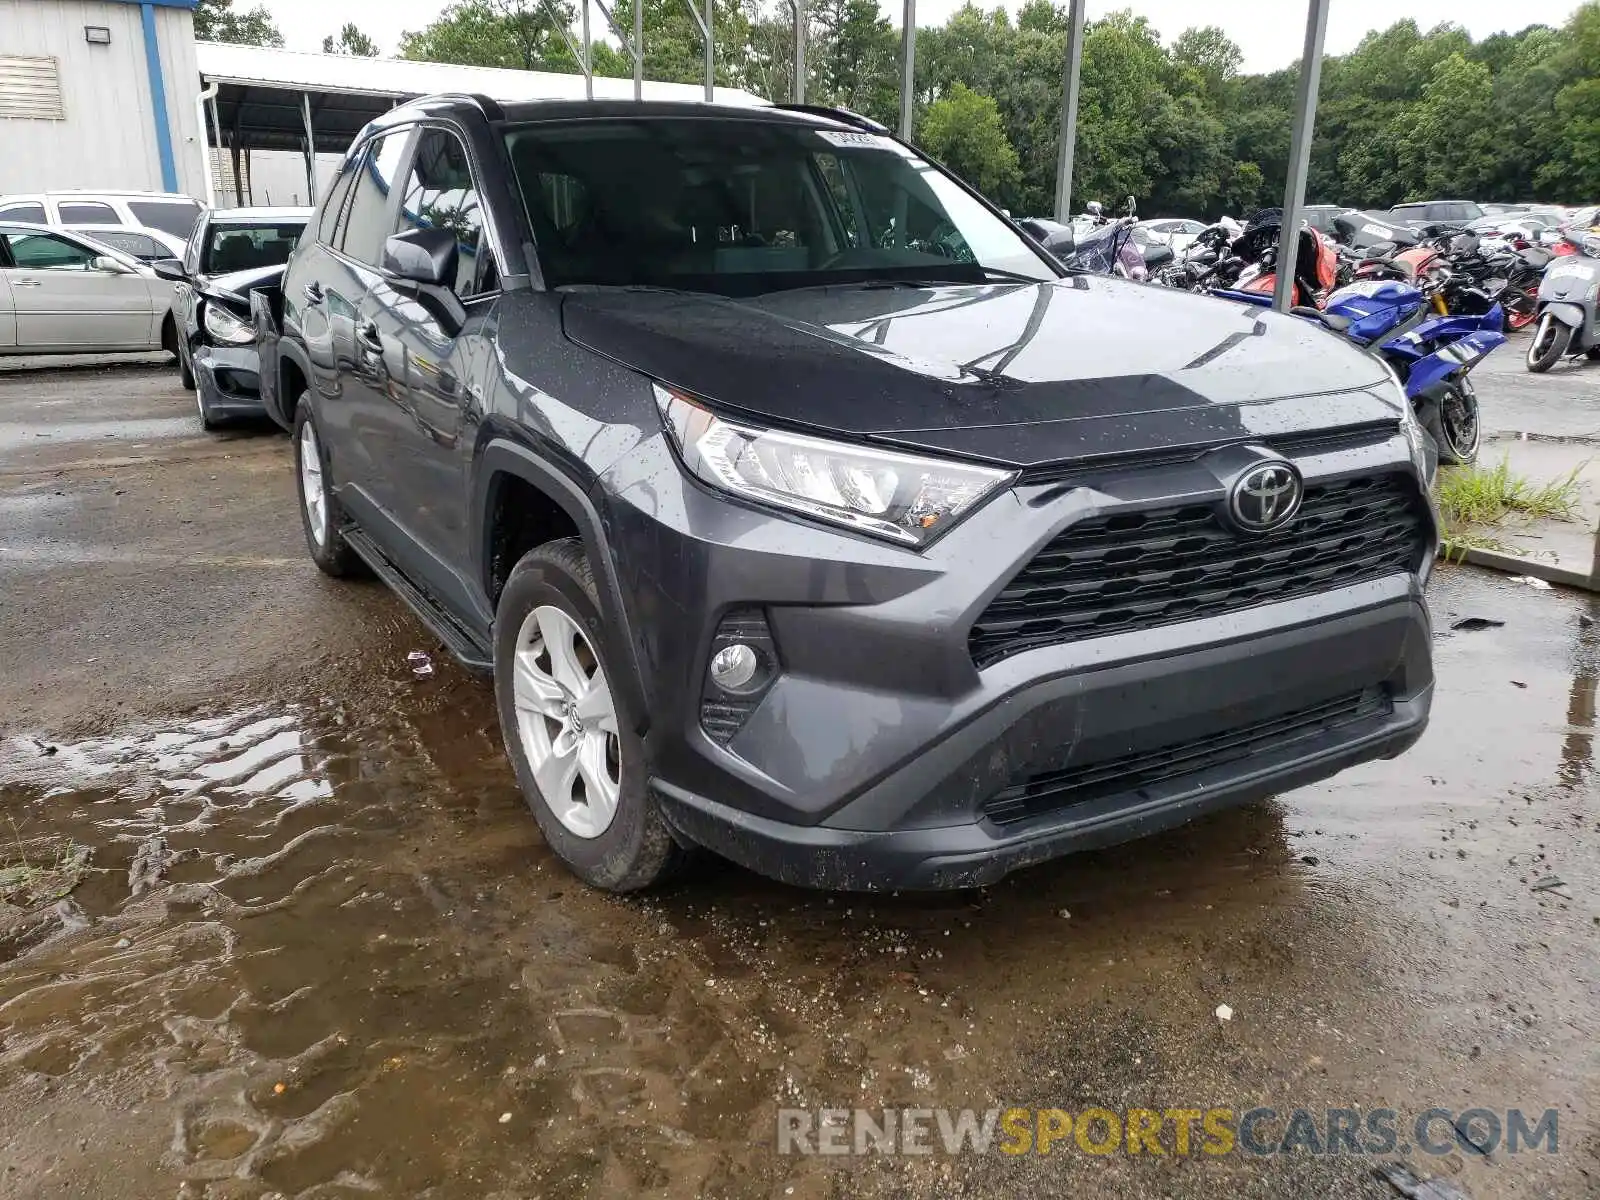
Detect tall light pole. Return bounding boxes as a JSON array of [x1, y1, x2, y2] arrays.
[[1051, 0, 1085, 223]]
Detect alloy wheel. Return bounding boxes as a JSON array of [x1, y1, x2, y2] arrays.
[[511, 605, 621, 840], [299, 421, 328, 547]]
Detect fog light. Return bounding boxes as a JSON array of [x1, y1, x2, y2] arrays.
[[710, 643, 759, 690], [701, 608, 780, 746]]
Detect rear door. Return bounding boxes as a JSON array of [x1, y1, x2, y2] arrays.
[[314, 128, 415, 530], [0, 228, 157, 350]]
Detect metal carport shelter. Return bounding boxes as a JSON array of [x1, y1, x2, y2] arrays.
[[192, 42, 764, 209]]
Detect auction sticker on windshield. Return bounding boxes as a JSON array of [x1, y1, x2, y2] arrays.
[[815, 130, 906, 153]]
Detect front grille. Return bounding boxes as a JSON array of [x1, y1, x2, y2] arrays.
[[984, 688, 1392, 825], [969, 473, 1430, 667]]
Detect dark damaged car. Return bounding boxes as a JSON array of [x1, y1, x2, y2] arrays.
[[270, 97, 1438, 893], [154, 206, 310, 429]]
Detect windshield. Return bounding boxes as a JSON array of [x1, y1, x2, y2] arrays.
[[202, 221, 305, 274], [502, 118, 1057, 295]]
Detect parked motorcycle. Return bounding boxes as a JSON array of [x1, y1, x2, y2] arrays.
[[1209, 208, 1339, 308], [1303, 280, 1501, 463], [1526, 233, 1600, 373], [1059, 197, 1148, 279]]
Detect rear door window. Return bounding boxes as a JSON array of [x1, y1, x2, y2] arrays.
[[128, 199, 202, 238], [91, 230, 165, 260], [339, 130, 411, 266], [57, 201, 120, 226]]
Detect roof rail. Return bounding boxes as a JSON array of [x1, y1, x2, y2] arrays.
[[772, 104, 889, 135], [427, 92, 506, 121]]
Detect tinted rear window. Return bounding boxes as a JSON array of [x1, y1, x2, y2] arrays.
[[0, 202, 46, 223], [129, 199, 202, 238], [59, 201, 119, 225], [91, 230, 165, 260]]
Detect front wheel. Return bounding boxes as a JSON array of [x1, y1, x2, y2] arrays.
[[1420, 381, 1480, 466], [1527, 313, 1572, 373], [493, 539, 686, 892]]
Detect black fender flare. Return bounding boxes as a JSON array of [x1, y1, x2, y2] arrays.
[[473, 439, 651, 735], [271, 338, 316, 429]]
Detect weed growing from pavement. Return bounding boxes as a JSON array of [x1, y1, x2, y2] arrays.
[[1433, 457, 1585, 558], [1, 815, 91, 909]]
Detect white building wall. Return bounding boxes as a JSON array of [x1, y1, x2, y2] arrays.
[[0, 0, 205, 198]]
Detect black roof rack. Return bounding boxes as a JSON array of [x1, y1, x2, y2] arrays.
[[772, 104, 890, 135]]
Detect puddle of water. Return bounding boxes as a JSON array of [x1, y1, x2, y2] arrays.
[[0, 566, 1594, 1198]]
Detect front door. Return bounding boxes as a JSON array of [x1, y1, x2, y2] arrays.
[[0, 229, 156, 350], [355, 126, 498, 629]]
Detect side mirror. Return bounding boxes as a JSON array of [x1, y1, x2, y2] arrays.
[[150, 257, 187, 282], [91, 255, 133, 275], [381, 227, 458, 290]]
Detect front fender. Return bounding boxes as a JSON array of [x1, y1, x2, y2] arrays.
[[471, 437, 651, 735], [1540, 301, 1588, 330], [1406, 329, 1507, 398]]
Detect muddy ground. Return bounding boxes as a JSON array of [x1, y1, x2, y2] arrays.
[[0, 363, 1596, 1200]]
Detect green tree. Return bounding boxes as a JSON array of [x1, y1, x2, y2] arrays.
[[400, 0, 580, 71], [193, 0, 283, 47], [811, 0, 900, 125], [323, 24, 381, 56], [918, 82, 1020, 201]]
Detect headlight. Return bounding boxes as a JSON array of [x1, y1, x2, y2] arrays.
[[203, 302, 254, 346], [653, 384, 1014, 547]]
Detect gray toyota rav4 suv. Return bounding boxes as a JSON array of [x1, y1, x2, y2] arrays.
[[267, 94, 1437, 893]]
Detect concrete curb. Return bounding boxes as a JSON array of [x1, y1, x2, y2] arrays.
[[1445, 543, 1596, 591]]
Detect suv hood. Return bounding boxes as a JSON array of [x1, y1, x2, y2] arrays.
[[560, 278, 1400, 468]]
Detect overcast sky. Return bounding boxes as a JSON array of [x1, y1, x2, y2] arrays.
[[261, 0, 1579, 73]]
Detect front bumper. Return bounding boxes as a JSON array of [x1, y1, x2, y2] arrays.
[[600, 425, 1435, 891], [194, 343, 267, 418]]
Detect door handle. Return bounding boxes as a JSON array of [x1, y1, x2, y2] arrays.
[[303, 282, 325, 305], [13, 280, 41, 288]]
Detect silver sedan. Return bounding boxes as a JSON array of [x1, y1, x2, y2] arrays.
[[0, 222, 177, 356]]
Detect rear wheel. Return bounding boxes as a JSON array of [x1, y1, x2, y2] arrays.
[[493, 538, 685, 892], [292, 398, 366, 578], [1527, 313, 1572, 373], [1421, 380, 1480, 466]]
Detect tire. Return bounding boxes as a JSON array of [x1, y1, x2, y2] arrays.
[[1587, 347, 1600, 362], [1527, 314, 1572, 373], [292, 397, 367, 578], [493, 538, 685, 892], [1420, 380, 1480, 466]]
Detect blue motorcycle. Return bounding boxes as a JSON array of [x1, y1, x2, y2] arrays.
[[1213, 278, 1502, 464]]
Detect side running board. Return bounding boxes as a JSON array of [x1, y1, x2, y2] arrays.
[[341, 526, 494, 675]]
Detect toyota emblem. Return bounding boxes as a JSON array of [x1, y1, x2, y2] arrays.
[[1229, 461, 1303, 532]]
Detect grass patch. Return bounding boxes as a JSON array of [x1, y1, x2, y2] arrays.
[[1434, 457, 1583, 527], [1432, 457, 1585, 553], [2, 818, 91, 909]]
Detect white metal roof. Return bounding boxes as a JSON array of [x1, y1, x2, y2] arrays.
[[195, 42, 768, 108], [209, 206, 314, 222]]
